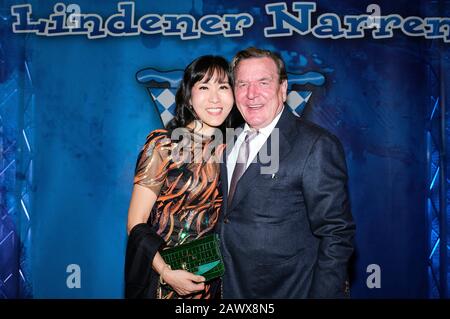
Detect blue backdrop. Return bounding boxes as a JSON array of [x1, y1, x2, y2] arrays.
[[1, 0, 449, 298]]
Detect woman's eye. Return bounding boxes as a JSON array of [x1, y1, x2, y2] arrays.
[[198, 86, 208, 90], [220, 85, 230, 90]]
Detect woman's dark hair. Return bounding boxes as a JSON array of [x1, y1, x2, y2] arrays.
[[166, 55, 243, 133]]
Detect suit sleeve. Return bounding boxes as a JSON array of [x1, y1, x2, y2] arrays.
[[302, 133, 356, 298]]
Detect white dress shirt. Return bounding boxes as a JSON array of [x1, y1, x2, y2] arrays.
[[226, 108, 284, 192]]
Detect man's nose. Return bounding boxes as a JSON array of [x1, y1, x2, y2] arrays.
[[246, 83, 258, 99]]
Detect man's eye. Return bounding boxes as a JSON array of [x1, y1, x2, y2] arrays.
[[260, 82, 269, 86], [238, 83, 247, 88]]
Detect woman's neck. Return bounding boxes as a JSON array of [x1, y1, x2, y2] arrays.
[[187, 121, 216, 137]]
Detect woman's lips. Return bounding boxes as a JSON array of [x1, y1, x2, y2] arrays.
[[205, 107, 223, 115]]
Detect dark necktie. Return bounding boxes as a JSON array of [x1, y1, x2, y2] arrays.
[[228, 129, 259, 206]]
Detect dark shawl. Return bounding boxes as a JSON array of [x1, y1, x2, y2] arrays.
[[124, 223, 165, 298]]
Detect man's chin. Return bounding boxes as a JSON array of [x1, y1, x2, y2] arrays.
[[247, 121, 266, 129], [243, 115, 263, 127]]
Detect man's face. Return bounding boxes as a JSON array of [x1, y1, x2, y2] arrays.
[[234, 57, 287, 129]]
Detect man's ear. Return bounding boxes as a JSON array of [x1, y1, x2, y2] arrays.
[[281, 79, 288, 102]]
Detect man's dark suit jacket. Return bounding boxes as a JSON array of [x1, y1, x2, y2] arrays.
[[218, 107, 355, 298]]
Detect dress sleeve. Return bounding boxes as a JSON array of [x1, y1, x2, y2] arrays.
[[134, 129, 171, 195]]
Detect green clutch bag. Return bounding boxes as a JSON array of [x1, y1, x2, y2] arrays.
[[160, 233, 225, 282]]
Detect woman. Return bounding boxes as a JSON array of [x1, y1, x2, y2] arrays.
[[125, 55, 235, 299]]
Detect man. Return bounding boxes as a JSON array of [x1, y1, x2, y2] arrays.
[[218, 47, 355, 298]]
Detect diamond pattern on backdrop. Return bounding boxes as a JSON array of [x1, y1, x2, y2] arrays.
[[150, 88, 177, 126], [286, 91, 312, 117], [136, 68, 183, 127]]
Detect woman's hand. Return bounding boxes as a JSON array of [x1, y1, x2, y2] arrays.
[[161, 266, 206, 296]]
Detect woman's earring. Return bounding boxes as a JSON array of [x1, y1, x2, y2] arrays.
[[188, 105, 196, 117]]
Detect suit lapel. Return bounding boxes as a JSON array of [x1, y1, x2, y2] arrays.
[[220, 127, 240, 219], [220, 153, 228, 218], [228, 108, 296, 211]]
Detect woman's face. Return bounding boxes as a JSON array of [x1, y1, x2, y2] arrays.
[[190, 72, 234, 130]]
